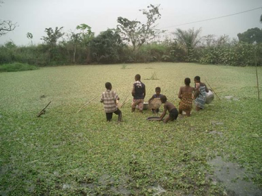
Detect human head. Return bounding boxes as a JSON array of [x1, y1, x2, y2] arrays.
[[194, 76, 200, 83], [184, 78, 191, 86], [160, 95, 167, 103], [155, 87, 161, 95], [135, 74, 141, 81], [105, 82, 112, 90]]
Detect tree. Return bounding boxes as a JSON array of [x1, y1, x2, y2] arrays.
[[89, 29, 126, 63], [0, 1, 17, 36], [237, 28, 262, 44], [65, 31, 81, 64], [41, 27, 64, 46], [76, 24, 94, 64], [41, 27, 64, 64], [117, 4, 162, 51], [173, 28, 201, 61], [27, 32, 33, 45]]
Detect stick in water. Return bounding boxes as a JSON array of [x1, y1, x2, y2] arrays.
[[77, 96, 98, 113], [119, 94, 130, 108], [37, 101, 51, 117]]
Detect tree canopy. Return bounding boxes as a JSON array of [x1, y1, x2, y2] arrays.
[[41, 27, 64, 46], [117, 4, 162, 51], [237, 28, 262, 44]]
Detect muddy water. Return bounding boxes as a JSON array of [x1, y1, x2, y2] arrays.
[[208, 156, 262, 196]]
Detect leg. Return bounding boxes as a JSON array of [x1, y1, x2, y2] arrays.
[[178, 102, 182, 115], [185, 109, 191, 117], [169, 109, 178, 121], [163, 116, 170, 123], [114, 109, 122, 122], [137, 99, 144, 112], [195, 106, 202, 111], [178, 108, 183, 115], [131, 99, 137, 112], [106, 113, 113, 121]]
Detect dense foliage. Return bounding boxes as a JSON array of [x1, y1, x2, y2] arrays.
[[0, 3, 262, 67], [89, 29, 126, 64], [0, 37, 261, 67], [0, 62, 38, 72]]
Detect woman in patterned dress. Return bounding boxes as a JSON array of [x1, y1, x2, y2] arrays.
[[194, 76, 209, 111], [178, 78, 195, 116]]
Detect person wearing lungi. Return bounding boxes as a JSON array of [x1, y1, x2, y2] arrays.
[[131, 74, 146, 113]]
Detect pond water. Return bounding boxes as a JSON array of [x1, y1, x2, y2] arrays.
[[208, 156, 262, 196]]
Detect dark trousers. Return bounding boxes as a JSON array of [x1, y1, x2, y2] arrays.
[[106, 109, 122, 121]]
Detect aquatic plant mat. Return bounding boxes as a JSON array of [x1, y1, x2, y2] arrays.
[[0, 63, 261, 195]]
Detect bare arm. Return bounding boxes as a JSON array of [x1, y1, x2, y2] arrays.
[[194, 83, 200, 98], [205, 84, 209, 92], [178, 87, 182, 99], [159, 105, 167, 120], [149, 95, 154, 102], [132, 84, 135, 97], [143, 86, 146, 98], [100, 93, 104, 103]]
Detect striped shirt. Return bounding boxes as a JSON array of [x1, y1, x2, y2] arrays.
[[101, 90, 119, 113]]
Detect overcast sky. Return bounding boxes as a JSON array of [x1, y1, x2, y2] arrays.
[[0, 0, 261, 46]]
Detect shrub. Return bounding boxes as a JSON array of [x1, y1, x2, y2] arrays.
[[0, 62, 38, 72]]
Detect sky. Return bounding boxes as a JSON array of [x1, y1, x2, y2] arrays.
[[0, 0, 261, 46]]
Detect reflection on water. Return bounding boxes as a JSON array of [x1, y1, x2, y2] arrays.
[[208, 156, 262, 196]]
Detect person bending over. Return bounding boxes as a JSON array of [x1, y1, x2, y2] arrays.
[[158, 95, 178, 123]]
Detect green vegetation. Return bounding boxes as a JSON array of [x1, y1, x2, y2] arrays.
[[0, 63, 262, 195], [0, 62, 38, 72], [1, 4, 262, 67]]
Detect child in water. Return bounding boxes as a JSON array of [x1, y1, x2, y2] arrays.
[[158, 95, 178, 123], [101, 82, 122, 122], [148, 87, 163, 113]]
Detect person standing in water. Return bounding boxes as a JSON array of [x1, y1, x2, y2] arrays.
[[194, 76, 209, 111], [131, 74, 146, 113], [178, 77, 195, 116]]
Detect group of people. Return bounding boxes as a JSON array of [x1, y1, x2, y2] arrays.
[[100, 74, 209, 123]]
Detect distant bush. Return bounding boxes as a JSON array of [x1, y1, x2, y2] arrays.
[[0, 62, 38, 72]]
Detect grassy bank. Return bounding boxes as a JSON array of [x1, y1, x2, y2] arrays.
[[0, 63, 261, 195]]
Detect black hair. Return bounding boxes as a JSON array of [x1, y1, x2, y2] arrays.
[[135, 74, 141, 81], [105, 82, 112, 89], [185, 78, 191, 85], [160, 95, 167, 103], [194, 76, 200, 82], [155, 87, 161, 91]]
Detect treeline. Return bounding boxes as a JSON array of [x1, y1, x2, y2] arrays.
[[0, 33, 261, 66], [0, 4, 262, 67]]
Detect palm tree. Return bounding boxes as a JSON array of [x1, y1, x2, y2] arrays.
[[173, 28, 201, 60]]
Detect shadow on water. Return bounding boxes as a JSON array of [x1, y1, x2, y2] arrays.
[[208, 156, 262, 196]]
